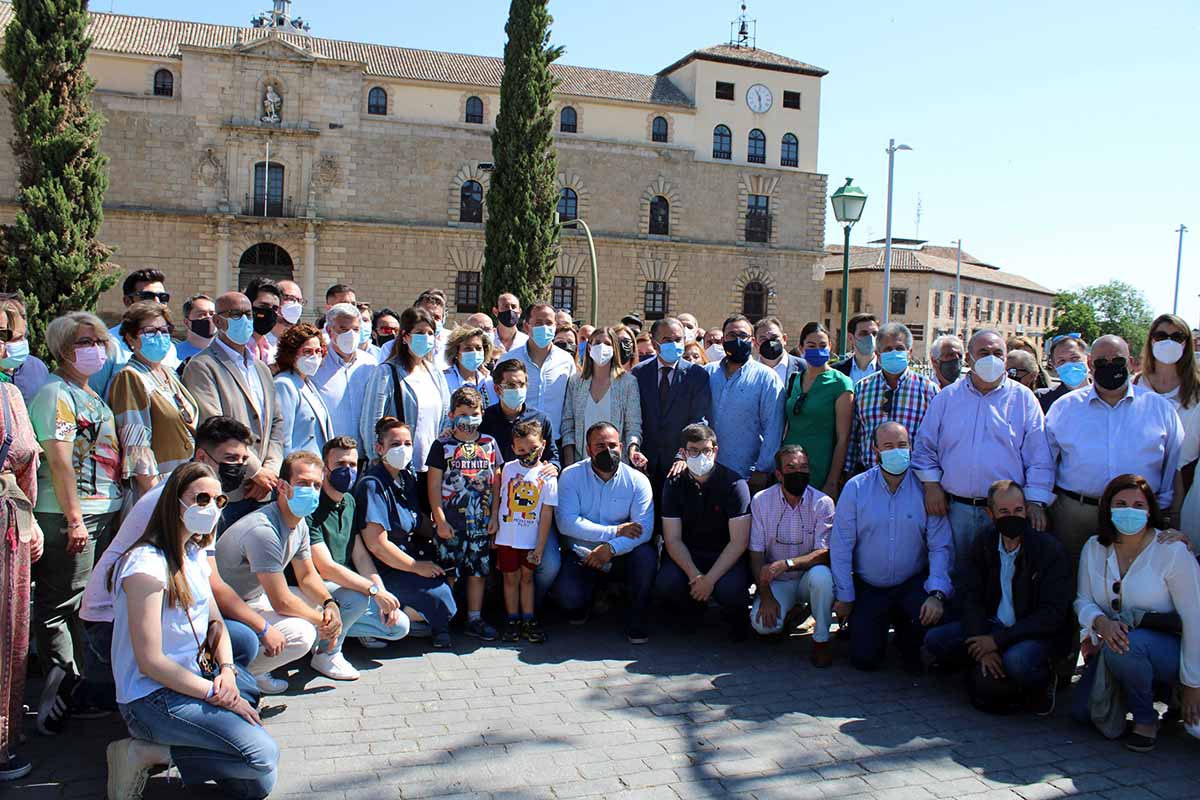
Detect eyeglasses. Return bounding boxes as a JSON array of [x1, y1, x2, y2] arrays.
[[1152, 331, 1188, 344], [192, 492, 228, 509], [1050, 332, 1082, 347], [1007, 367, 1031, 378], [684, 447, 715, 458], [282, 294, 303, 304], [132, 290, 171, 304], [0, 329, 11, 343], [1093, 357, 1127, 370], [253, 304, 280, 314], [219, 310, 252, 320], [73, 338, 106, 348], [881, 386, 894, 416], [138, 325, 174, 336]]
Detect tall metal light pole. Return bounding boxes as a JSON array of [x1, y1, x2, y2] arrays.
[[881, 138, 912, 323], [830, 178, 868, 354], [1174, 224, 1188, 315], [556, 213, 599, 327], [953, 239, 962, 339]]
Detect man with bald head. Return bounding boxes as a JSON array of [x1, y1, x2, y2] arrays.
[[677, 312, 700, 345], [913, 329, 1054, 585], [272, 279, 305, 338], [183, 291, 285, 514], [1006, 349, 1040, 391], [492, 292, 527, 356]]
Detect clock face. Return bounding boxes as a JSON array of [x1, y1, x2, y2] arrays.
[[746, 84, 773, 113]]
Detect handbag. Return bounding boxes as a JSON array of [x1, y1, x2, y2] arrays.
[[185, 605, 224, 680]]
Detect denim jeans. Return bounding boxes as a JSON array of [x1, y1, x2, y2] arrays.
[[120, 687, 278, 799], [654, 550, 750, 625], [380, 570, 457, 636], [555, 540, 658, 631], [345, 597, 412, 641], [748, 565, 834, 641], [1071, 628, 1181, 726], [947, 501, 993, 589], [924, 620, 1053, 687], [534, 527, 562, 610], [848, 573, 931, 670]]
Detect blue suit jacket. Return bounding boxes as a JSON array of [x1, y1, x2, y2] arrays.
[[632, 357, 711, 476]]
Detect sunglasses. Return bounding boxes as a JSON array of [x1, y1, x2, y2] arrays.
[[192, 492, 228, 509], [1007, 367, 1031, 378], [132, 290, 171, 303], [0, 329, 11, 343], [881, 386, 894, 416], [1111, 580, 1122, 612], [1152, 331, 1188, 344], [1093, 357, 1127, 370]]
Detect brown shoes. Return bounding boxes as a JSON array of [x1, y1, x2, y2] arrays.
[[810, 640, 833, 668]]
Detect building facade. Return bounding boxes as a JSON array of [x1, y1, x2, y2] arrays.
[[0, 1, 831, 332]]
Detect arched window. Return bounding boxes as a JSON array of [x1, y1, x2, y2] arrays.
[[713, 125, 732, 160], [251, 162, 285, 217], [465, 96, 484, 124], [748, 129, 766, 164], [742, 281, 767, 322], [781, 133, 799, 168], [459, 180, 483, 223], [367, 87, 387, 115], [153, 69, 174, 97], [238, 243, 294, 289], [560, 106, 577, 133], [649, 196, 670, 236], [557, 188, 578, 222], [651, 116, 668, 143]]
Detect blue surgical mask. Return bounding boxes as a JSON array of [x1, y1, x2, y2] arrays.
[[225, 314, 253, 346], [531, 324, 555, 348], [502, 386, 526, 409], [1111, 507, 1149, 536], [577, 341, 588, 362], [803, 348, 831, 368], [460, 350, 485, 372], [139, 332, 172, 363], [879, 447, 910, 475], [1057, 361, 1088, 389], [0, 338, 30, 370], [855, 334, 876, 356], [409, 333, 434, 358], [880, 350, 909, 375], [658, 341, 684, 364], [359, 325, 372, 345], [286, 485, 321, 518]]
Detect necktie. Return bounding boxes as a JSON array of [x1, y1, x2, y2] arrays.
[[659, 366, 671, 407]]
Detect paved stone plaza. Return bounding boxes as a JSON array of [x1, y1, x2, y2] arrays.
[[14, 620, 1200, 799]]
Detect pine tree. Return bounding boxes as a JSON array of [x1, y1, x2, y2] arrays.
[[0, 0, 115, 362], [482, 0, 562, 311]]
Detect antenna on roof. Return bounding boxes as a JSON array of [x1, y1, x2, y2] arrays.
[[729, 2, 756, 49]]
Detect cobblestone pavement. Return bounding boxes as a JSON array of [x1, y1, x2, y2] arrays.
[[13, 620, 1200, 799]]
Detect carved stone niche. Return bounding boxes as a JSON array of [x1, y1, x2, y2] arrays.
[[198, 147, 226, 190], [261, 83, 283, 124]]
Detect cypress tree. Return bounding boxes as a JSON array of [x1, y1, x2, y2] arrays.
[[482, 0, 562, 310], [0, 0, 115, 361]]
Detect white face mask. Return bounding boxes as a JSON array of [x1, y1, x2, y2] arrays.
[[686, 452, 715, 477], [180, 500, 221, 535], [1153, 339, 1185, 366], [296, 353, 322, 376], [972, 354, 1007, 383], [383, 444, 413, 470], [280, 301, 303, 325], [705, 343, 726, 362], [590, 343, 614, 366], [330, 328, 358, 355], [683, 327, 698, 343]]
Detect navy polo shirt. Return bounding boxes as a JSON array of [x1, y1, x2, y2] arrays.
[[660, 462, 751, 553]]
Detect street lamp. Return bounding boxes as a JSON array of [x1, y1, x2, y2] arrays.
[[555, 212, 599, 327], [830, 177, 867, 353], [1174, 224, 1188, 315], [882, 138, 912, 324]]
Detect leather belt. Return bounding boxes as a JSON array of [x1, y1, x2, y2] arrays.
[[946, 493, 988, 508], [1055, 487, 1100, 507]]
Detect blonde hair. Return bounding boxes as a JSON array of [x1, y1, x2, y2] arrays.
[[45, 311, 113, 363]]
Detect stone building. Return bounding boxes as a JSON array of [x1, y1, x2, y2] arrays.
[[0, 0, 832, 331], [819, 239, 1057, 360]]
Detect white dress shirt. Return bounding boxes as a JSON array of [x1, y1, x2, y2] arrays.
[[499, 343, 575, 437], [214, 336, 265, 417], [313, 346, 378, 450]]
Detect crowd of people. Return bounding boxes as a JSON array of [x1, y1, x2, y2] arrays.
[[0, 269, 1198, 798]]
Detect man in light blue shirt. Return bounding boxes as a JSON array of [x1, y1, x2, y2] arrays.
[[313, 302, 378, 453], [705, 314, 783, 491], [554, 422, 656, 644], [498, 302, 575, 439], [831, 421, 953, 672]]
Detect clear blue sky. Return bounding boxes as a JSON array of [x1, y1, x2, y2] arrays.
[[108, 0, 1200, 326]]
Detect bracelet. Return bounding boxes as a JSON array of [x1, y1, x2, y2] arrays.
[[219, 662, 236, 674], [258, 621, 270, 638], [322, 597, 340, 609]]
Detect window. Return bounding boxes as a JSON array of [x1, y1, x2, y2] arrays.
[[557, 188, 578, 222], [949, 295, 958, 320], [367, 87, 387, 115], [552, 276, 576, 314], [459, 180, 483, 223], [651, 116, 668, 143], [745, 194, 770, 242], [985, 300, 994, 321], [643, 281, 669, 320], [649, 195, 670, 236], [454, 271, 481, 312], [909, 324, 925, 342], [824, 289, 833, 313], [742, 281, 767, 322], [1008, 303, 1014, 324], [974, 298, 982, 320], [715, 81, 735, 100], [1026, 305, 1033, 324], [465, 96, 484, 124], [713, 125, 732, 160], [238, 243, 294, 288], [783, 90, 801, 110], [836, 289, 843, 312], [747, 129, 766, 164], [824, 318, 832, 332], [1036, 307, 1042, 326], [934, 292, 942, 318], [853, 287, 863, 312], [781, 133, 799, 168], [153, 69, 174, 98], [252, 162, 285, 217], [890, 289, 908, 316], [560, 106, 577, 133]]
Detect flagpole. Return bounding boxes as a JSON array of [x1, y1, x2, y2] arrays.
[[263, 139, 270, 217]]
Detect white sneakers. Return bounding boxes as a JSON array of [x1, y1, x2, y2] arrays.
[[254, 674, 290, 695], [105, 739, 152, 800], [311, 651, 360, 681]]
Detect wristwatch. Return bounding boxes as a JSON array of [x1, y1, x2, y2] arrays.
[[367, 585, 379, 597], [928, 590, 947, 603], [784, 558, 796, 570], [219, 662, 237, 675]]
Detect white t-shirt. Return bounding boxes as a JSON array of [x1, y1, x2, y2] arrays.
[[582, 384, 614, 438], [406, 364, 443, 474], [495, 461, 558, 550], [112, 543, 213, 705], [81, 482, 168, 624]]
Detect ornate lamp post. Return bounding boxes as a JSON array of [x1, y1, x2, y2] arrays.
[[830, 177, 867, 353]]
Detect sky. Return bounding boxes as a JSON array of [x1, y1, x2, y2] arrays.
[[106, 0, 1200, 325]]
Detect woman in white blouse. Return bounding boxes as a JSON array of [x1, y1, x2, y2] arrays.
[[560, 326, 642, 467], [1072, 473, 1200, 752]]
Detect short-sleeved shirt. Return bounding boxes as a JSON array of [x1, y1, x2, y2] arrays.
[[661, 463, 751, 553], [29, 375, 122, 514], [215, 503, 310, 601], [782, 368, 854, 489], [495, 460, 558, 550], [425, 433, 500, 533], [307, 489, 357, 568]]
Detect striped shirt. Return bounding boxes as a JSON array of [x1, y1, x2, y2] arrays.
[[845, 369, 939, 473], [748, 484, 835, 582]]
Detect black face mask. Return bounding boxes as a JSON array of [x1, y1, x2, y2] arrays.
[[993, 515, 1027, 540], [724, 338, 753, 364], [782, 471, 810, 497], [215, 461, 247, 494], [554, 340, 573, 354], [497, 309, 520, 328], [938, 358, 962, 383], [376, 333, 396, 348], [1094, 361, 1129, 391], [618, 339, 634, 364], [592, 446, 620, 472], [759, 339, 784, 361], [189, 317, 214, 339], [252, 306, 278, 336]]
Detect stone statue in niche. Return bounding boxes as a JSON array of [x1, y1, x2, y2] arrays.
[[261, 84, 282, 123]]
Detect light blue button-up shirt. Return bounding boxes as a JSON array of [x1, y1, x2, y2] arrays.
[[996, 540, 1020, 627], [500, 343, 575, 439], [830, 466, 954, 602], [555, 460, 654, 556], [705, 358, 783, 479], [313, 346, 378, 451]]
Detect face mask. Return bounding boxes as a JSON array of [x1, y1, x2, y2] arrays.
[[501, 386, 526, 408], [286, 485, 321, 518], [855, 334, 877, 356], [252, 307, 278, 336], [804, 348, 831, 368], [329, 465, 357, 493], [686, 452, 715, 477], [433, 319, 444, 336], [280, 301, 303, 325], [134, 333, 169, 364], [531, 325, 555, 348], [296, 353, 322, 377], [590, 343, 614, 366], [706, 343, 726, 362], [782, 471, 810, 496], [1153, 339, 1185, 366], [1056, 361, 1088, 388], [972, 354, 1006, 383], [0, 339, 29, 370], [383, 444, 413, 470], [460, 350, 485, 372], [553, 341, 574, 355], [180, 499, 221, 535], [189, 317, 214, 340], [497, 309, 520, 328], [879, 447, 910, 475], [359, 325, 373, 346], [215, 461, 246, 494], [1093, 360, 1129, 391], [683, 327, 697, 343], [453, 414, 482, 433], [330, 328, 358, 355], [880, 350, 909, 375], [658, 341, 684, 364], [993, 514, 1026, 540], [1111, 507, 1149, 536], [408, 332, 435, 358], [518, 447, 543, 468], [724, 338, 753, 364], [577, 341, 588, 362], [938, 358, 962, 384], [73, 344, 107, 376], [592, 446, 620, 472], [618, 339, 635, 364], [376, 333, 395, 348], [225, 314, 253, 345], [758, 339, 783, 361]]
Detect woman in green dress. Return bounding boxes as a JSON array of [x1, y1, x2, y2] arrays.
[[782, 322, 854, 500]]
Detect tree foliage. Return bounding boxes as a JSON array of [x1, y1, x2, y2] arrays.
[[482, 0, 562, 312], [1047, 280, 1155, 348], [0, 0, 116, 362]]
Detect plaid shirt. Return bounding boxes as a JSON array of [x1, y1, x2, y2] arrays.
[[845, 370, 939, 473]]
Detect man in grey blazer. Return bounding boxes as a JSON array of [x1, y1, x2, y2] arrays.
[[183, 291, 285, 516]]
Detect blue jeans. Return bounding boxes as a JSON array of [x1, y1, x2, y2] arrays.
[[947, 501, 992, 589], [120, 688, 279, 799], [345, 597, 411, 640], [849, 573, 930, 670], [555, 540, 658, 631], [381, 570, 457, 636], [1071, 628, 1181, 726], [924, 620, 1052, 687], [534, 527, 562, 610], [653, 550, 750, 623]]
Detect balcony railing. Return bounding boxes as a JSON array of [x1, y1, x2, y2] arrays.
[[745, 212, 771, 243], [243, 194, 295, 218]]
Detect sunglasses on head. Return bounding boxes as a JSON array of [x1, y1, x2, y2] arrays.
[[1152, 331, 1188, 344], [1050, 332, 1082, 347], [192, 492, 228, 509]]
